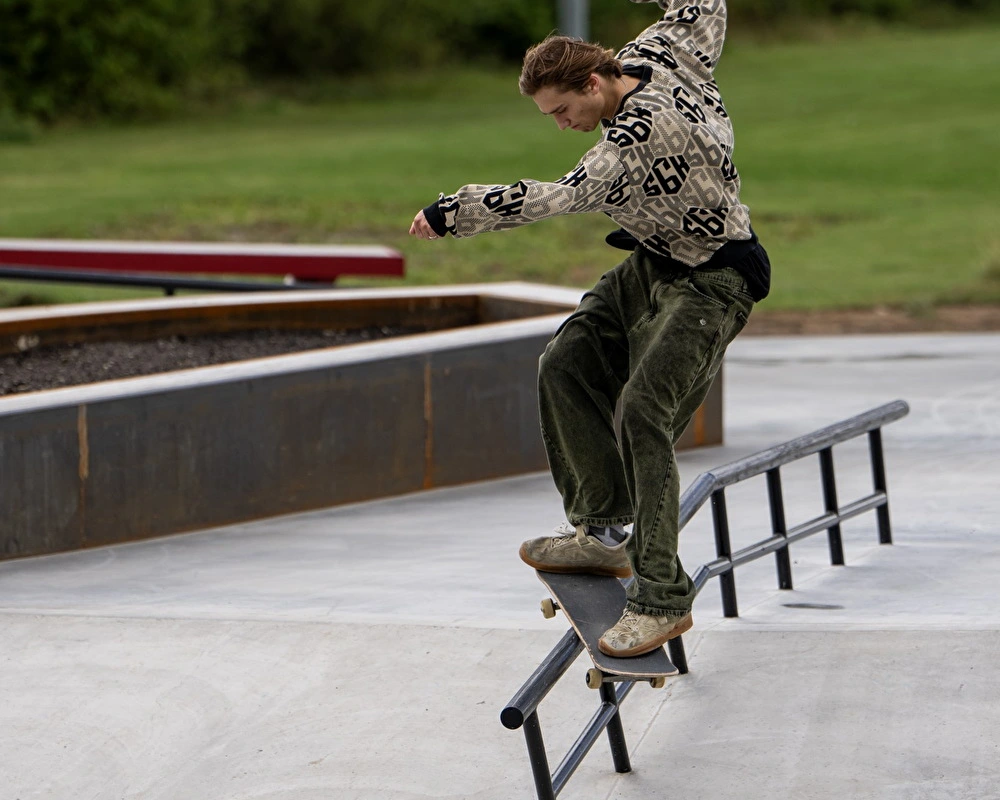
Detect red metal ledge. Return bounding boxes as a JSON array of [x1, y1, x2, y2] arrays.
[[0, 238, 405, 281]]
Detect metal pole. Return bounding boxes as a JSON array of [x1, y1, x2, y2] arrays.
[[599, 681, 632, 774], [558, 0, 589, 40], [766, 467, 794, 589], [667, 636, 689, 674], [522, 712, 556, 800], [711, 489, 739, 617], [869, 428, 893, 544], [819, 448, 845, 565], [0, 264, 332, 293]]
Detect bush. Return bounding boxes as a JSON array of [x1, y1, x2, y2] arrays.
[[1, 0, 997, 123], [234, 0, 555, 77], [0, 0, 555, 121], [0, 0, 237, 121]]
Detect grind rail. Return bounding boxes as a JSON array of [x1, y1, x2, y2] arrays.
[[501, 399, 910, 800]]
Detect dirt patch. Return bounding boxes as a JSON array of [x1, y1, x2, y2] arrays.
[[0, 326, 424, 396], [744, 304, 1000, 336]]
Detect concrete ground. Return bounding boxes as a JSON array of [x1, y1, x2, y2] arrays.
[[1, 332, 998, 800]]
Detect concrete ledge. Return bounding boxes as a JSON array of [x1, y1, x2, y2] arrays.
[[0, 283, 722, 559]]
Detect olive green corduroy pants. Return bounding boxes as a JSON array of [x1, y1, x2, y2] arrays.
[[538, 246, 756, 616]]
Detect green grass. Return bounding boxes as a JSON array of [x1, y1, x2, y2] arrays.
[[1, 26, 998, 310]]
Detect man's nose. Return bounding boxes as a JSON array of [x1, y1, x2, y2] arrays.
[[555, 115, 570, 130]]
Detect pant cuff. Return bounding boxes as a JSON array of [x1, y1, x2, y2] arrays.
[[625, 601, 690, 618], [574, 515, 634, 527]]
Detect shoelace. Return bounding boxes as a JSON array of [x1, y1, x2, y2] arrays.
[[604, 609, 643, 645], [540, 522, 596, 555], [549, 521, 589, 548], [554, 521, 630, 548], [616, 609, 642, 632], [612, 610, 684, 642]]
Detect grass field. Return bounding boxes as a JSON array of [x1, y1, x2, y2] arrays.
[[1, 25, 998, 310]]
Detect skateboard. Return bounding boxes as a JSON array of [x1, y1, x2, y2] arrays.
[[536, 570, 679, 689]]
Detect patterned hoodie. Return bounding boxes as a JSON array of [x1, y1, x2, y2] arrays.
[[422, 0, 753, 269]]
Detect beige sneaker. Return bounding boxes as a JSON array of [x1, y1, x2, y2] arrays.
[[598, 609, 693, 657], [519, 523, 632, 578]]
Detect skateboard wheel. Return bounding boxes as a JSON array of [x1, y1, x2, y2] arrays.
[[650, 677, 666, 689], [586, 669, 604, 689], [540, 598, 558, 619]]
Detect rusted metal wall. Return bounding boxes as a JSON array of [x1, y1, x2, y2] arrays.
[[0, 324, 556, 558], [0, 299, 723, 561]]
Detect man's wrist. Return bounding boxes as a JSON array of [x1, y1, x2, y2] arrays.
[[422, 200, 449, 237]]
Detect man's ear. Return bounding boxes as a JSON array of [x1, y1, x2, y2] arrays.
[[588, 73, 601, 94]]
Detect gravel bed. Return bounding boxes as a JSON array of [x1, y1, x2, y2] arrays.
[[0, 326, 423, 396], [4, 304, 999, 396]]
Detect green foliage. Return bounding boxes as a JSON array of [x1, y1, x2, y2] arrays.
[[0, 0, 558, 122], [1, 0, 998, 122], [0, 0, 232, 121], [233, 0, 556, 77]]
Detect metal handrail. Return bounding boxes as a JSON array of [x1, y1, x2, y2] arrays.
[[680, 400, 909, 528], [688, 399, 908, 615], [502, 399, 910, 800], [500, 630, 582, 730]]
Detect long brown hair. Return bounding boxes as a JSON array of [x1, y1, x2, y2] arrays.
[[519, 35, 623, 96]]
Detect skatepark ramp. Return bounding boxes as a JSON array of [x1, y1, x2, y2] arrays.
[[501, 399, 910, 800]]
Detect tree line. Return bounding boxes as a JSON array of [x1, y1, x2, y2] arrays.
[[0, 0, 994, 124]]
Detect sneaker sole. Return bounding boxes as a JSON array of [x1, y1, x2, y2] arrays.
[[597, 613, 693, 658], [518, 543, 632, 579]]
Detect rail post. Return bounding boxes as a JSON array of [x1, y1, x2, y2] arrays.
[[711, 489, 738, 617], [869, 428, 893, 544], [819, 447, 845, 566], [667, 637, 689, 674], [600, 682, 632, 774], [523, 712, 556, 800], [767, 467, 794, 590]]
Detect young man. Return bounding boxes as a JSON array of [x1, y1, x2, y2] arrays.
[[410, 0, 770, 657]]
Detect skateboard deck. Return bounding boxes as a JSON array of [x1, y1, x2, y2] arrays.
[[536, 570, 679, 687]]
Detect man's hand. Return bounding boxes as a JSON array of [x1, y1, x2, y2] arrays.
[[409, 210, 442, 240]]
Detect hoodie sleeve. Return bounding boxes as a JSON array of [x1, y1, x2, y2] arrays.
[[618, 0, 728, 78], [426, 142, 629, 239]]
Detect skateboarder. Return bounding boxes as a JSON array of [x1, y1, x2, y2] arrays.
[[410, 0, 770, 657]]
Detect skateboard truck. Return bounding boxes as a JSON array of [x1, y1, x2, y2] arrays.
[[585, 668, 667, 690]]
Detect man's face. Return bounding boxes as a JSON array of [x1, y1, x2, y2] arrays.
[[532, 77, 604, 133]]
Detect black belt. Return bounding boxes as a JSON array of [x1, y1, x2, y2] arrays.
[[605, 227, 770, 301]]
